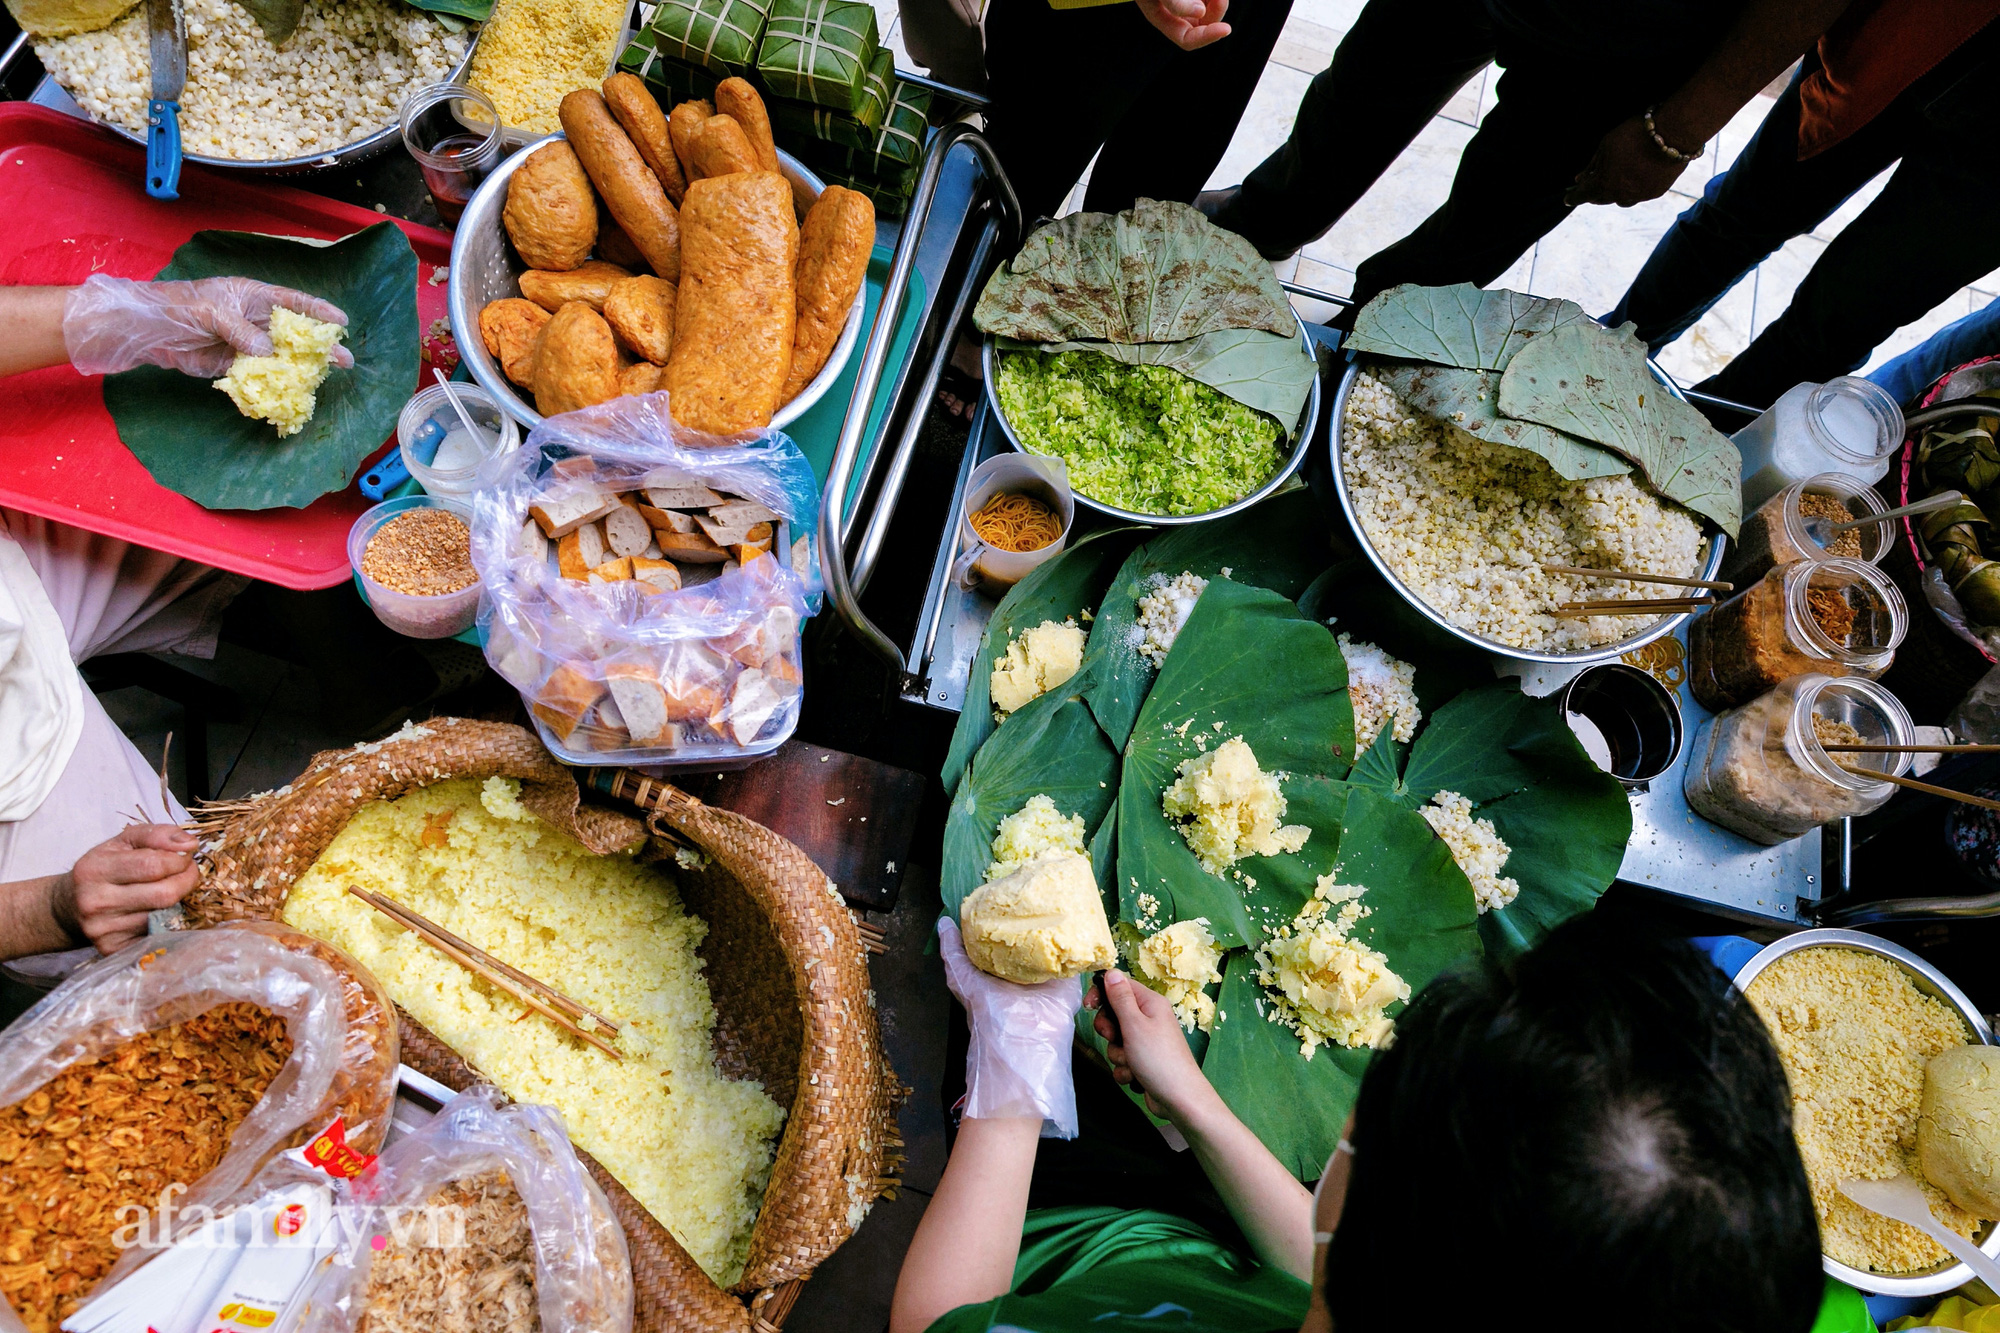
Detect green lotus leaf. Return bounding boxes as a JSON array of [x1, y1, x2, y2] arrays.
[[1346, 282, 1589, 371], [1497, 320, 1742, 537], [942, 527, 1140, 797], [941, 680, 1119, 922], [1085, 488, 1336, 753], [1366, 362, 1630, 481], [1114, 579, 1352, 949], [104, 223, 419, 512]]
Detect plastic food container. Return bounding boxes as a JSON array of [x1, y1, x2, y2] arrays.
[[398, 384, 520, 497], [349, 496, 481, 639], [1723, 472, 1893, 586], [1688, 557, 1906, 712], [1684, 674, 1913, 844], [1733, 377, 1904, 510]]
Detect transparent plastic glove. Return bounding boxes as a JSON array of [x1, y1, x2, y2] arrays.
[[939, 917, 1082, 1138], [62, 274, 354, 378]]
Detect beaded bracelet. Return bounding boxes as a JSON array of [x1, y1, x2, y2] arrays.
[[1644, 106, 1704, 163]]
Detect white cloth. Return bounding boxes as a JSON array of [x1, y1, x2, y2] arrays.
[[0, 535, 83, 822], [0, 510, 243, 884]]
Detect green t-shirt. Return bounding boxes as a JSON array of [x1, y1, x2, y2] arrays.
[[926, 1205, 1311, 1333]]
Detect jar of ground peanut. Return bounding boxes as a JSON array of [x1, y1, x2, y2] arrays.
[[1722, 472, 1894, 586], [1685, 674, 1913, 843], [1689, 557, 1906, 712]]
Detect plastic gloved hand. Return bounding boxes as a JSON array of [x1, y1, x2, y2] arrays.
[[62, 274, 354, 378], [939, 917, 1083, 1138]]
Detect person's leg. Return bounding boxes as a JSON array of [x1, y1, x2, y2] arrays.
[[980, 0, 1183, 221], [1206, 0, 1496, 258], [1082, 0, 1295, 213], [1606, 62, 1914, 348], [1869, 295, 2000, 408]]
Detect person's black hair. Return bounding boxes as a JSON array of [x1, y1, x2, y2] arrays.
[[1325, 911, 1821, 1333]]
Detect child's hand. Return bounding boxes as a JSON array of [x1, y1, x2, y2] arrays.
[[1089, 968, 1223, 1127]]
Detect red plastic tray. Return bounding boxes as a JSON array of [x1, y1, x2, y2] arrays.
[[0, 103, 454, 590]]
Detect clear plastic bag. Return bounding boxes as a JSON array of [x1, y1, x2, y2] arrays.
[[295, 1086, 633, 1333], [0, 922, 401, 1333], [470, 393, 823, 769]]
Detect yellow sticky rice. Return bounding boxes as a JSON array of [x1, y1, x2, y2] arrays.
[[1132, 919, 1224, 1033], [985, 793, 1088, 882], [1255, 876, 1408, 1057], [282, 777, 786, 1285], [213, 306, 345, 437], [1162, 736, 1309, 876]]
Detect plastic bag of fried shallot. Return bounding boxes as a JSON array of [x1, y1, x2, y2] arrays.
[[294, 1086, 633, 1333], [0, 922, 400, 1333]]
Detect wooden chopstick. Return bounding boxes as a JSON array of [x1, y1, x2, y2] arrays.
[[1542, 564, 1734, 592], [1824, 743, 2000, 754], [1833, 765, 2000, 813], [346, 886, 624, 1059], [1554, 598, 1716, 617]]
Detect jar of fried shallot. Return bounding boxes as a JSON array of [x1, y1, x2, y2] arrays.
[[1688, 558, 1906, 713]]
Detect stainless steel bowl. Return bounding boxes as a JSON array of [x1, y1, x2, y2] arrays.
[[450, 135, 863, 431], [1329, 357, 1729, 666], [980, 314, 1322, 527], [1731, 927, 1999, 1297], [89, 34, 477, 175]]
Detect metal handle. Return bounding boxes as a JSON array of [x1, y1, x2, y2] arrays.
[[1905, 399, 2000, 432], [818, 123, 1022, 688], [0, 31, 30, 82], [1816, 888, 2000, 926]]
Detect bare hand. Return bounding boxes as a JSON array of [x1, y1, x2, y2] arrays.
[[50, 825, 201, 954], [63, 275, 354, 378], [1564, 115, 1693, 209], [1088, 968, 1220, 1125], [1136, 0, 1231, 51]]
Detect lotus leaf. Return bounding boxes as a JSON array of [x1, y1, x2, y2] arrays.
[[1497, 320, 1742, 537], [230, 0, 303, 42], [941, 680, 1119, 921], [104, 224, 419, 512], [1115, 579, 1352, 950], [1001, 327, 1317, 438], [973, 199, 1296, 345], [942, 527, 1140, 796], [1346, 283, 1588, 372], [1085, 489, 1335, 752], [1366, 362, 1630, 481]]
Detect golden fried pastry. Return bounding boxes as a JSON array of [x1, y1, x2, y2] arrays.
[[502, 141, 598, 271], [519, 259, 631, 313], [619, 361, 664, 396], [668, 100, 712, 181], [595, 215, 649, 272], [533, 301, 623, 417], [782, 185, 874, 403], [559, 89, 682, 283], [714, 78, 779, 173], [663, 171, 798, 435], [604, 274, 678, 365], [480, 297, 551, 388], [603, 72, 688, 205], [688, 114, 762, 179]]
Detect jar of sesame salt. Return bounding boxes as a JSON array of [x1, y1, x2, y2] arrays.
[[1722, 473, 1895, 586], [1687, 558, 1906, 713]]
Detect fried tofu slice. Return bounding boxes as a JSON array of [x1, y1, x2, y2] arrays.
[[782, 185, 874, 403], [502, 141, 597, 271], [668, 99, 712, 181], [603, 72, 689, 205], [604, 274, 678, 364], [480, 297, 551, 388], [560, 89, 682, 282], [688, 113, 761, 178], [714, 78, 779, 173], [619, 361, 663, 396], [663, 172, 798, 434], [519, 260, 631, 313], [533, 302, 623, 417]]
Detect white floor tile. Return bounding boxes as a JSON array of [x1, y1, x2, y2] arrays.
[[1747, 233, 1827, 337], [1438, 65, 1485, 127], [1294, 254, 1354, 297], [1270, 254, 1301, 282], [1809, 167, 1893, 242], [1523, 192, 1691, 316], [1287, 0, 1365, 33], [1296, 113, 1477, 269], [1489, 246, 1534, 293], [1271, 14, 1340, 75], [1203, 61, 1311, 192], [1651, 278, 1755, 387]]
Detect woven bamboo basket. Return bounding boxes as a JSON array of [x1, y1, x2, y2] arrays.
[[181, 717, 903, 1333]]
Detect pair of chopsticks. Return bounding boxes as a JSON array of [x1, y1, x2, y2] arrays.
[[1554, 597, 1716, 618], [346, 885, 624, 1060], [1826, 743, 2000, 812], [1542, 564, 1734, 592]]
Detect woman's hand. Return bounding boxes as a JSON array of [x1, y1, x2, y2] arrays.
[[1564, 115, 1692, 208], [940, 918, 1084, 1136], [62, 275, 354, 377], [48, 824, 200, 955], [1089, 968, 1224, 1128], [1135, 0, 1231, 51]]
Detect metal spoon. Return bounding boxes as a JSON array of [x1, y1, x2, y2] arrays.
[[1838, 1175, 2000, 1289], [1804, 490, 1963, 548]]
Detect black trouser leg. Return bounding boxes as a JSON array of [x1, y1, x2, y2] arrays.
[[981, 0, 1185, 222], [1606, 59, 1907, 348], [1214, 0, 1495, 256], [1082, 0, 1295, 214]]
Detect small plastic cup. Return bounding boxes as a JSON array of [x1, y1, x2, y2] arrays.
[[400, 83, 504, 225], [398, 383, 519, 496], [349, 495, 481, 639], [952, 455, 1074, 592], [1559, 663, 1685, 790]]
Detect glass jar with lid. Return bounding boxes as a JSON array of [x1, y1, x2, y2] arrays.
[[1684, 673, 1913, 844], [1733, 377, 1904, 510], [1722, 472, 1894, 586], [1688, 557, 1906, 712]]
